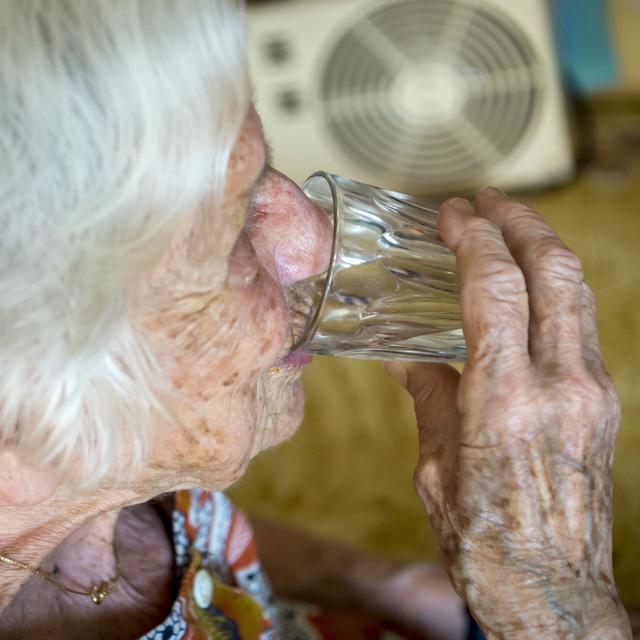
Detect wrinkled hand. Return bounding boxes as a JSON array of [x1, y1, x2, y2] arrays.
[[386, 188, 631, 638]]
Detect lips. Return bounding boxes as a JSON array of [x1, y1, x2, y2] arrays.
[[270, 277, 318, 370], [275, 351, 313, 369]]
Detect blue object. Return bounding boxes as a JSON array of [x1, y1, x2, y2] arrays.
[[467, 608, 486, 640], [550, 0, 619, 94]]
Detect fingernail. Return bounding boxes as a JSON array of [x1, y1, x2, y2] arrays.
[[479, 185, 507, 198], [383, 361, 408, 388], [445, 197, 474, 213]]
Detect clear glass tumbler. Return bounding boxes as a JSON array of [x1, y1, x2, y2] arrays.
[[287, 172, 466, 362]]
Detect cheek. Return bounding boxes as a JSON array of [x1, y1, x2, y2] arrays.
[[169, 269, 288, 398], [223, 273, 288, 375], [153, 282, 302, 488], [167, 384, 260, 487]]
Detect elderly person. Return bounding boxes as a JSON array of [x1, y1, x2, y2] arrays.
[[0, 1, 632, 639]]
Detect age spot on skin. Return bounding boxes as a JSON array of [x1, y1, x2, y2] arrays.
[[196, 418, 210, 436], [259, 338, 273, 355], [222, 372, 239, 387], [241, 384, 257, 399]]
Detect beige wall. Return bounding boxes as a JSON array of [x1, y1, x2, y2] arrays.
[[609, 0, 640, 92]]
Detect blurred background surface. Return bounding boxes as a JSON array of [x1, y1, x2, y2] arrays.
[[232, 0, 640, 609]]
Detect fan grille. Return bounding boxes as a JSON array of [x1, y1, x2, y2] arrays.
[[319, 0, 544, 192]]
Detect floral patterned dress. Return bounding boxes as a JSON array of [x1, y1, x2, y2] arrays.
[[138, 489, 406, 640]]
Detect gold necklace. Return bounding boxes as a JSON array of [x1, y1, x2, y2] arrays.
[[0, 543, 122, 605]]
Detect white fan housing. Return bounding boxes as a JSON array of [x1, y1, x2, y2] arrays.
[[246, 0, 573, 195]]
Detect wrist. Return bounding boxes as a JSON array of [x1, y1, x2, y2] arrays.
[[581, 593, 632, 640], [466, 576, 631, 640]]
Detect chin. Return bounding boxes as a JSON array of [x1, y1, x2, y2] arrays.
[[252, 375, 306, 456], [273, 378, 306, 445]]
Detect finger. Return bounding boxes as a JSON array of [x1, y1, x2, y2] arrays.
[[438, 198, 530, 372], [385, 361, 460, 519], [384, 361, 460, 451], [386, 359, 459, 416], [580, 282, 612, 389], [475, 187, 584, 373]]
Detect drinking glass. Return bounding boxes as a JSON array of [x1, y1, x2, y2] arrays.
[[287, 172, 466, 362]]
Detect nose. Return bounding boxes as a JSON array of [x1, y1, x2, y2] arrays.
[[248, 169, 333, 286]]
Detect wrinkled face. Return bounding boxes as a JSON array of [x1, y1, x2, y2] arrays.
[[141, 107, 332, 490]]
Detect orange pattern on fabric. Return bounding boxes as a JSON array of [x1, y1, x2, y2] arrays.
[[226, 509, 258, 571], [178, 549, 266, 640]]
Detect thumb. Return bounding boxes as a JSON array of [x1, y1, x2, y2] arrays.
[[384, 361, 460, 432], [385, 362, 461, 514]]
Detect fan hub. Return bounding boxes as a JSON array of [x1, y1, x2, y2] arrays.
[[393, 62, 466, 124]]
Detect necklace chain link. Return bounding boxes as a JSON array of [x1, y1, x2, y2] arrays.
[[0, 544, 122, 605]]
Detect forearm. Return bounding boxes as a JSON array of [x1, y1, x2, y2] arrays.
[[482, 607, 631, 640], [467, 577, 632, 639], [584, 604, 633, 640]]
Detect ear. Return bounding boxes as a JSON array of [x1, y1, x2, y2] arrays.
[[0, 450, 58, 506]]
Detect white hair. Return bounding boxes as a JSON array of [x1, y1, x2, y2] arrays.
[[0, 0, 250, 486]]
